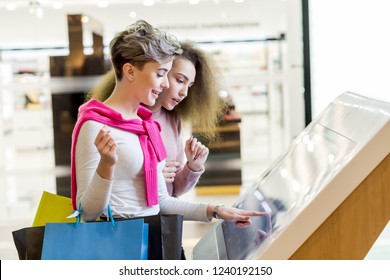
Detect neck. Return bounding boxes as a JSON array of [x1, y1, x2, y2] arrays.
[[147, 98, 163, 113], [104, 84, 139, 120]]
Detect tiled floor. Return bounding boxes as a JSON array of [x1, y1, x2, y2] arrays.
[[0, 111, 389, 260]]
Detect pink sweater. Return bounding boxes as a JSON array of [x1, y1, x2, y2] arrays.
[[152, 108, 204, 197]]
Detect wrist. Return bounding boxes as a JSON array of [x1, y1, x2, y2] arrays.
[[206, 204, 214, 220], [97, 162, 115, 180], [208, 204, 224, 220], [212, 205, 222, 219], [186, 161, 203, 172]]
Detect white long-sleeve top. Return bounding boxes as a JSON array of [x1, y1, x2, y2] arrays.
[[75, 120, 209, 222]]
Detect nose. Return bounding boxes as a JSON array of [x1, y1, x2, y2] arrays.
[[161, 76, 170, 89], [179, 87, 188, 97]]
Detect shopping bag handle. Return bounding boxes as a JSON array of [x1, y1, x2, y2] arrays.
[[107, 205, 116, 228], [75, 204, 116, 228]]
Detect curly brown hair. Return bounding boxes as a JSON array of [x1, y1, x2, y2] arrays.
[[168, 41, 225, 143]]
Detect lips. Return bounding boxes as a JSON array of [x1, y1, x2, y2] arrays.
[[152, 90, 160, 98], [172, 98, 181, 104]]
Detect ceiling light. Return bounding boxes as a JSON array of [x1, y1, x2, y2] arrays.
[[82, 16, 90, 23], [143, 0, 155, 6], [97, 0, 109, 8], [129, 11, 137, 18], [189, 0, 200, 4], [6, 3, 17, 10], [52, 2, 63, 9], [36, 6, 43, 18], [28, 3, 36, 14], [164, 0, 181, 3]]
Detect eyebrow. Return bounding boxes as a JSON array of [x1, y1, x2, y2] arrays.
[[177, 73, 191, 83]]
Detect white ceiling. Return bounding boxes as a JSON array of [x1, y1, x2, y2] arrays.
[[0, 0, 288, 47], [0, 0, 232, 9]]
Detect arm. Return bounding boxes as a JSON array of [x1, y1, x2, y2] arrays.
[[170, 135, 206, 197], [75, 122, 117, 221], [204, 205, 269, 228], [163, 116, 207, 196], [158, 170, 268, 226], [158, 170, 210, 222]]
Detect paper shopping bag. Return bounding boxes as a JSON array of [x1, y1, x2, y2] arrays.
[[144, 214, 183, 260], [12, 226, 45, 260], [13, 215, 181, 260], [33, 191, 75, 226], [41, 218, 148, 260]]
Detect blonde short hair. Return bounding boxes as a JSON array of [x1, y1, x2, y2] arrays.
[[109, 19, 182, 80]]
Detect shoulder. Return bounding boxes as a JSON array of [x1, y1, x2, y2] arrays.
[[160, 109, 180, 126], [80, 120, 103, 131], [78, 120, 103, 141]]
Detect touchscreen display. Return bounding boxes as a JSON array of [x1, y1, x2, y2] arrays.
[[193, 123, 357, 260]]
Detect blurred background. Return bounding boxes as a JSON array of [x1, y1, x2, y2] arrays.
[[0, 0, 389, 259]]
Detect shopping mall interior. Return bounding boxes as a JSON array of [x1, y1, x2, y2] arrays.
[[0, 0, 389, 260]]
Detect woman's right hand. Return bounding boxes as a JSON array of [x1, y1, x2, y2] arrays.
[[94, 125, 117, 179], [207, 204, 269, 228]]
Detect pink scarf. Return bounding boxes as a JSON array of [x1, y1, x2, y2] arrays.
[[71, 99, 167, 209]]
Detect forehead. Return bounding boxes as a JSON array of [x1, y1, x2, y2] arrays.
[[142, 60, 173, 71], [172, 57, 196, 79]]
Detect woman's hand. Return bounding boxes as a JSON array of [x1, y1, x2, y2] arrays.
[[94, 125, 117, 179], [162, 160, 181, 183], [207, 205, 269, 228], [185, 136, 209, 172]]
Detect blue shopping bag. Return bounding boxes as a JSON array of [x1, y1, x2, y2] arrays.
[[41, 206, 148, 260]]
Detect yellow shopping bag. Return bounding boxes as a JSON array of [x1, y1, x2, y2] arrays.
[[33, 191, 75, 226]]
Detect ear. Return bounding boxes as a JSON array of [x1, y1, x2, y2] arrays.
[[122, 63, 135, 82]]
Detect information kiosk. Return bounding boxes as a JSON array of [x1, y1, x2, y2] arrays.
[[192, 92, 390, 259]]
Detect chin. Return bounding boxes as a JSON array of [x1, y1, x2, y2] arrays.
[[145, 100, 156, 106], [164, 103, 176, 111]]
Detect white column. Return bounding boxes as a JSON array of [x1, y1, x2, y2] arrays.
[[283, 0, 305, 142]]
